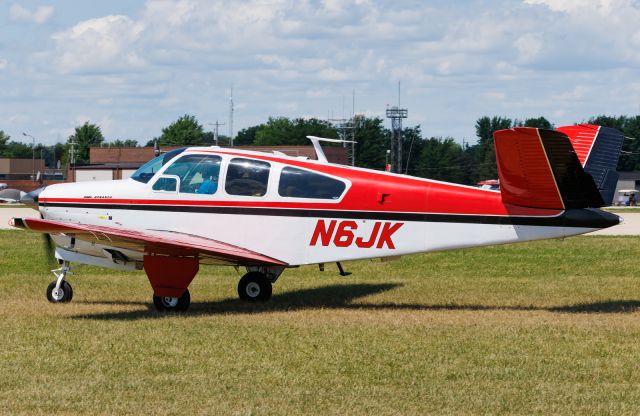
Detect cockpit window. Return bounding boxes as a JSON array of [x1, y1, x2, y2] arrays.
[[225, 158, 270, 197], [278, 166, 346, 199], [130, 148, 186, 184], [162, 154, 222, 194]]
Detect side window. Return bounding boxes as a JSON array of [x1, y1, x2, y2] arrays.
[[162, 154, 222, 194], [152, 177, 178, 192], [278, 166, 346, 200], [130, 148, 186, 184], [225, 158, 270, 197]]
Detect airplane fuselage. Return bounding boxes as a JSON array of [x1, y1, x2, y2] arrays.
[[36, 147, 619, 268]]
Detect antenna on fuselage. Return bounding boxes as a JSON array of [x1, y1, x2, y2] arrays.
[[306, 136, 355, 164]]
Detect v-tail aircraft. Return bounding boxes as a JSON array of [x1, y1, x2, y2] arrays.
[[11, 125, 624, 312]]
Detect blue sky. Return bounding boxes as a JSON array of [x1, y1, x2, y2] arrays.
[[1, 0, 639, 145]]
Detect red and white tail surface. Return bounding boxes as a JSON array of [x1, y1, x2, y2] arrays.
[[556, 124, 624, 205], [556, 124, 600, 166], [493, 127, 604, 210]]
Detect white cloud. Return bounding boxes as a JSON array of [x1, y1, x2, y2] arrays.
[[8, 0, 640, 144], [524, 0, 616, 14], [49, 15, 145, 73], [10, 4, 54, 24], [0, 58, 7, 70]]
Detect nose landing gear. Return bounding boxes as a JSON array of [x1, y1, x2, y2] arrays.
[[46, 261, 73, 303]]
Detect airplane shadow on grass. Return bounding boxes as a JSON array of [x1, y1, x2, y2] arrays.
[[72, 283, 640, 321]]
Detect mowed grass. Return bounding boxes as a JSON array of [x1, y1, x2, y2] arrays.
[[2, 231, 640, 415]]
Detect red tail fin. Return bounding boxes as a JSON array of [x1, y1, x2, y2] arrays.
[[494, 128, 604, 210], [556, 124, 599, 166]]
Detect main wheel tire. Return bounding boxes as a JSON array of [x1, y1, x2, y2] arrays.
[[153, 289, 190, 312], [46, 280, 73, 303], [238, 272, 272, 302]]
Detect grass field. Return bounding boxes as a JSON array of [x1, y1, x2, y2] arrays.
[[2, 231, 640, 415]]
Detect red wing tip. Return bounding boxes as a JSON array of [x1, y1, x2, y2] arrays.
[[9, 218, 25, 228]]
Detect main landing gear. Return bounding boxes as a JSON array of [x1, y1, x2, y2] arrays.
[[46, 261, 73, 303], [237, 267, 284, 302], [153, 289, 190, 312], [238, 272, 272, 301]]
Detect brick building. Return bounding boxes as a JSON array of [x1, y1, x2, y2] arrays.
[[0, 158, 45, 180]]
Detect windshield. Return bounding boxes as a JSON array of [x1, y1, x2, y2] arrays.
[[130, 148, 187, 184]]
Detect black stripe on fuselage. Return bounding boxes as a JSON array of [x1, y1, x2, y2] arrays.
[[39, 202, 620, 229]]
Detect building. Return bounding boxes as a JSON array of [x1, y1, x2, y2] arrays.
[[612, 171, 640, 205], [0, 157, 66, 192], [69, 145, 349, 182], [0, 158, 45, 181]]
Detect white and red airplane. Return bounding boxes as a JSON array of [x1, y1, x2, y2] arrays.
[[11, 125, 623, 312]]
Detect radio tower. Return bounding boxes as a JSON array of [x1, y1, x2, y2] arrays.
[[386, 82, 408, 174], [229, 87, 234, 146], [329, 89, 358, 166]]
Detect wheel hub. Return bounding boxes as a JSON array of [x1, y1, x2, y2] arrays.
[[161, 297, 179, 307], [246, 282, 261, 298], [51, 288, 64, 301]]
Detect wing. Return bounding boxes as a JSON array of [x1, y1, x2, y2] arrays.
[[10, 217, 287, 266]]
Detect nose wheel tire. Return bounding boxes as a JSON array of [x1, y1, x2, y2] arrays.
[[46, 280, 73, 303], [238, 272, 272, 302], [153, 289, 190, 312]]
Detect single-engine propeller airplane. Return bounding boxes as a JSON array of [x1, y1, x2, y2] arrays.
[[11, 125, 624, 312]]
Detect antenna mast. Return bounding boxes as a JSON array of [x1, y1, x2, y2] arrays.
[[229, 87, 234, 146]]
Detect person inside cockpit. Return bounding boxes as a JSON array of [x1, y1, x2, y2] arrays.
[[196, 164, 219, 194]]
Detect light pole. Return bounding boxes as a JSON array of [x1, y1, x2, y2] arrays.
[[22, 132, 36, 181]]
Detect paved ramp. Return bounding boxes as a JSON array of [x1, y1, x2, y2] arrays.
[[589, 211, 640, 236], [0, 207, 41, 229]]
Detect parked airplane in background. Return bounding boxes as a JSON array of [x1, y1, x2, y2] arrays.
[[12, 125, 624, 312]]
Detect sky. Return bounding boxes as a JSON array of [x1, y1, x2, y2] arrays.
[[1, 0, 640, 146]]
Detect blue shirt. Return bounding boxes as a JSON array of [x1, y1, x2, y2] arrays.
[[197, 179, 217, 194]]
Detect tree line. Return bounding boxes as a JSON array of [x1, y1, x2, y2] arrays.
[[2, 113, 639, 185]]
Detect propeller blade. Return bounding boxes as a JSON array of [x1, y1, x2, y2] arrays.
[[21, 186, 46, 208]]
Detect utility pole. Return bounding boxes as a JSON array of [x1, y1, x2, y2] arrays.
[[208, 121, 225, 146]]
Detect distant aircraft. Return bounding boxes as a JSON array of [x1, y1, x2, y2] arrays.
[[0, 188, 26, 203], [11, 125, 623, 312]]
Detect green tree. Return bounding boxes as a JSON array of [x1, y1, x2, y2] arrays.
[[402, 126, 424, 175], [235, 125, 262, 145], [109, 139, 139, 147], [66, 122, 105, 164], [201, 132, 231, 146], [0, 130, 8, 155], [619, 116, 640, 171], [254, 117, 337, 146], [473, 116, 512, 181], [415, 137, 465, 183], [587, 115, 640, 171], [523, 116, 554, 129], [354, 117, 389, 170], [0, 131, 35, 159], [158, 114, 205, 146]]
